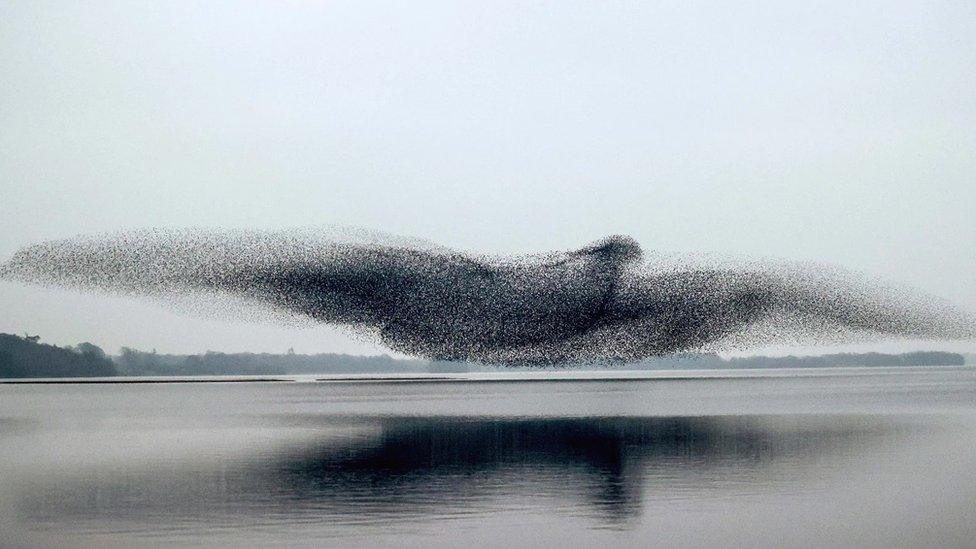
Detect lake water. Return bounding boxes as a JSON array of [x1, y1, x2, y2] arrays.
[[2, 367, 975, 548]]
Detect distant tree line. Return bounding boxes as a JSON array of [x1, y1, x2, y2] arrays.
[[113, 347, 448, 376], [0, 332, 968, 378], [0, 333, 117, 378], [629, 351, 966, 369]]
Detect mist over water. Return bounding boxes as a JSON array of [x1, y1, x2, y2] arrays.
[[2, 368, 976, 548]]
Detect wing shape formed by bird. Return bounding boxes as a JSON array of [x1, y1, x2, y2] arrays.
[[2, 228, 972, 364]]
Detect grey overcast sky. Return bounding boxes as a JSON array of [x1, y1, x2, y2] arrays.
[[1, 1, 974, 355]]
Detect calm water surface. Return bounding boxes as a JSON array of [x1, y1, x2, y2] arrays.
[[1, 367, 975, 548]]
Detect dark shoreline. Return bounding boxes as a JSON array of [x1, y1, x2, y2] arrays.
[[2, 365, 969, 385]]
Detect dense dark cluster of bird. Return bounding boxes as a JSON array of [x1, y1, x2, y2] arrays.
[[2, 228, 972, 365]]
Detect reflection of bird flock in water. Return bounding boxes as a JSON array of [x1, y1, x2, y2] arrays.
[[2, 227, 973, 365]]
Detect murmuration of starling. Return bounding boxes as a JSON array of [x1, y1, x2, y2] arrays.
[[2, 228, 972, 365]]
